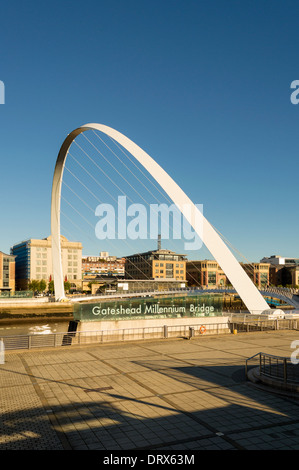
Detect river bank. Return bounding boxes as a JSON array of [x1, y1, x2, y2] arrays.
[[0, 300, 74, 336], [0, 301, 74, 322]]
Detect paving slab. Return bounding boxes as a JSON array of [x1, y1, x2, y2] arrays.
[[0, 330, 299, 450]]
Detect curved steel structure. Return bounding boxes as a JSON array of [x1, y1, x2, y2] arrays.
[[51, 123, 269, 313]]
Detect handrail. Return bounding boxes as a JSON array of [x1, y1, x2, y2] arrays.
[[245, 351, 299, 385], [245, 352, 261, 379], [0, 321, 230, 351]]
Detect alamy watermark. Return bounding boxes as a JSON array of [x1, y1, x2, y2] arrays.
[[0, 80, 4, 104], [290, 80, 299, 104], [290, 340, 299, 364], [94, 196, 203, 250]]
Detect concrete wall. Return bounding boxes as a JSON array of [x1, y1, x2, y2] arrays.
[[76, 315, 230, 335]]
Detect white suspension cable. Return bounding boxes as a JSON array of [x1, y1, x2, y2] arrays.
[[68, 134, 205, 286]]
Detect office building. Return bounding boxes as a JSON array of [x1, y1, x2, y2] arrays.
[[240, 263, 270, 288], [186, 260, 227, 288], [260, 255, 299, 266], [11, 235, 82, 290], [260, 255, 299, 287], [125, 248, 186, 281], [0, 251, 15, 292], [82, 256, 125, 276]]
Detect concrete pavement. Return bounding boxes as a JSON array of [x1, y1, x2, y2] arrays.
[[1, 329, 299, 450]]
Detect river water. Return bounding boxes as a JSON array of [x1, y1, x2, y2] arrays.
[[0, 320, 71, 337]]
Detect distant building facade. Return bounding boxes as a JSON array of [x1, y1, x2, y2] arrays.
[[125, 248, 186, 281], [0, 251, 15, 292], [260, 255, 299, 266], [82, 256, 125, 276], [261, 255, 299, 287], [11, 235, 82, 290], [187, 255, 299, 289], [186, 260, 227, 288], [187, 260, 271, 289], [241, 262, 270, 289]]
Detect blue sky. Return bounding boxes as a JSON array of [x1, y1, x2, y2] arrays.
[[0, 0, 298, 261]]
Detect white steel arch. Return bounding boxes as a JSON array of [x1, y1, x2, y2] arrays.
[[51, 123, 269, 313]]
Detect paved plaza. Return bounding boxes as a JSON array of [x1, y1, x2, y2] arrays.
[[1, 329, 299, 450]]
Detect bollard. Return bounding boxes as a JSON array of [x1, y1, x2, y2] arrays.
[[0, 339, 5, 364], [189, 327, 195, 339], [233, 329, 237, 335], [163, 325, 168, 339]]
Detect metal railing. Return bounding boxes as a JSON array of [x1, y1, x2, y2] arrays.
[[70, 285, 299, 309], [76, 285, 299, 297], [1, 318, 298, 352], [0, 321, 230, 351], [229, 318, 298, 332], [245, 352, 299, 386]]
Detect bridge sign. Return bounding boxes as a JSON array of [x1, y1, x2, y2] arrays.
[[73, 294, 224, 321]]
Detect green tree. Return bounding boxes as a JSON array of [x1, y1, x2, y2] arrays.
[[46, 280, 72, 294], [39, 279, 47, 292], [87, 281, 97, 290], [48, 280, 54, 293], [29, 280, 40, 292], [64, 281, 71, 292]]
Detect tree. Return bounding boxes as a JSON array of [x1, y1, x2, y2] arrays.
[[46, 280, 72, 294], [39, 279, 47, 292], [29, 280, 40, 292], [64, 281, 71, 292], [48, 280, 54, 293], [87, 281, 97, 290]]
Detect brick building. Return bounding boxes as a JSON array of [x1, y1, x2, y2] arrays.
[[0, 251, 15, 293], [125, 248, 186, 281]]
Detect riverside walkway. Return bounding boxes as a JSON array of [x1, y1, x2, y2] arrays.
[[1, 330, 299, 450]]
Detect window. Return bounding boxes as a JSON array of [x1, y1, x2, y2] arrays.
[[208, 271, 216, 285], [260, 273, 268, 286]]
